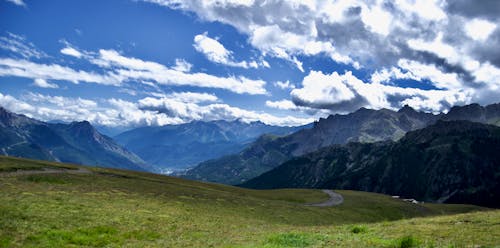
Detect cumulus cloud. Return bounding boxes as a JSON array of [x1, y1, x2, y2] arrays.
[[287, 70, 471, 114], [291, 71, 357, 109], [193, 32, 265, 69], [464, 19, 497, 41], [0, 92, 312, 127]]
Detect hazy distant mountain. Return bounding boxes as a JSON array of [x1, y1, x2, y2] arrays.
[[242, 120, 500, 207], [114, 119, 308, 171], [0, 107, 150, 171], [184, 103, 500, 185]]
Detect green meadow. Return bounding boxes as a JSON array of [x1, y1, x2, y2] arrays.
[[0, 156, 498, 247]]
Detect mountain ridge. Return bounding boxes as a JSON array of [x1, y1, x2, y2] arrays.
[[241, 120, 500, 207], [184, 103, 500, 185], [0, 107, 150, 171]]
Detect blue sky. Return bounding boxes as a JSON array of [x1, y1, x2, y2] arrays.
[[1, 0, 499, 129]]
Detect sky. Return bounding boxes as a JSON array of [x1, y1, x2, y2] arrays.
[[0, 0, 499, 130]]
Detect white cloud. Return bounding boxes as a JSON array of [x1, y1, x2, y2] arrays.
[[274, 80, 295, 90], [287, 70, 471, 114], [0, 92, 34, 113], [265, 99, 297, 110], [193, 32, 262, 69], [143, 0, 500, 98], [249, 24, 353, 69], [0, 92, 311, 127], [291, 56, 304, 72], [163, 91, 219, 103], [5, 0, 25, 6], [138, 97, 312, 126], [0, 36, 268, 95], [60, 47, 83, 58], [394, 0, 446, 21], [396, 59, 462, 89], [194, 33, 231, 64], [360, 4, 393, 36], [32, 78, 59, 89], [464, 19, 496, 41], [91, 49, 268, 95], [172, 58, 192, 72], [0, 92, 106, 125], [26, 93, 97, 108], [406, 32, 500, 88], [291, 70, 356, 108], [407, 33, 460, 64], [0, 58, 122, 86], [0, 33, 46, 59], [370, 67, 419, 84]]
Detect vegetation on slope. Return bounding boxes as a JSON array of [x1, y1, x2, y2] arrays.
[[0, 156, 496, 247]]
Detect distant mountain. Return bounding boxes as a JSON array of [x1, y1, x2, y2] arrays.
[[183, 105, 439, 184], [242, 120, 500, 207], [94, 125, 133, 137], [0, 107, 150, 171], [184, 103, 500, 185], [114, 119, 308, 171]]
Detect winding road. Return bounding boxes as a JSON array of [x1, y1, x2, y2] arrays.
[[305, 189, 344, 207]]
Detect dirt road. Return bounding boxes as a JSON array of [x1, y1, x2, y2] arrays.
[[305, 189, 343, 207]]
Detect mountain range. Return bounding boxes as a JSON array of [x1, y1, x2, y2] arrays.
[[242, 120, 500, 208], [0, 107, 150, 171], [183, 103, 500, 185], [114, 120, 307, 172]]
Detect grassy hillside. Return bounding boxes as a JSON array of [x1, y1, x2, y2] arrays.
[[0, 156, 498, 247]]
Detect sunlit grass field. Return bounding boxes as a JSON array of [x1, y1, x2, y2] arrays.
[[0, 156, 498, 247]]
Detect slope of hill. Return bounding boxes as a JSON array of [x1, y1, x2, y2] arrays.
[[0, 156, 496, 247], [0, 107, 149, 171], [114, 119, 307, 171], [242, 120, 500, 208], [185, 103, 500, 185]]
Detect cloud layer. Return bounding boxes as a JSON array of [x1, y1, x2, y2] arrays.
[[0, 92, 312, 127], [0, 33, 268, 95], [146, 0, 500, 113]]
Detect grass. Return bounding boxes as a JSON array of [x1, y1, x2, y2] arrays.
[[0, 156, 78, 172], [0, 156, 498, 247]]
